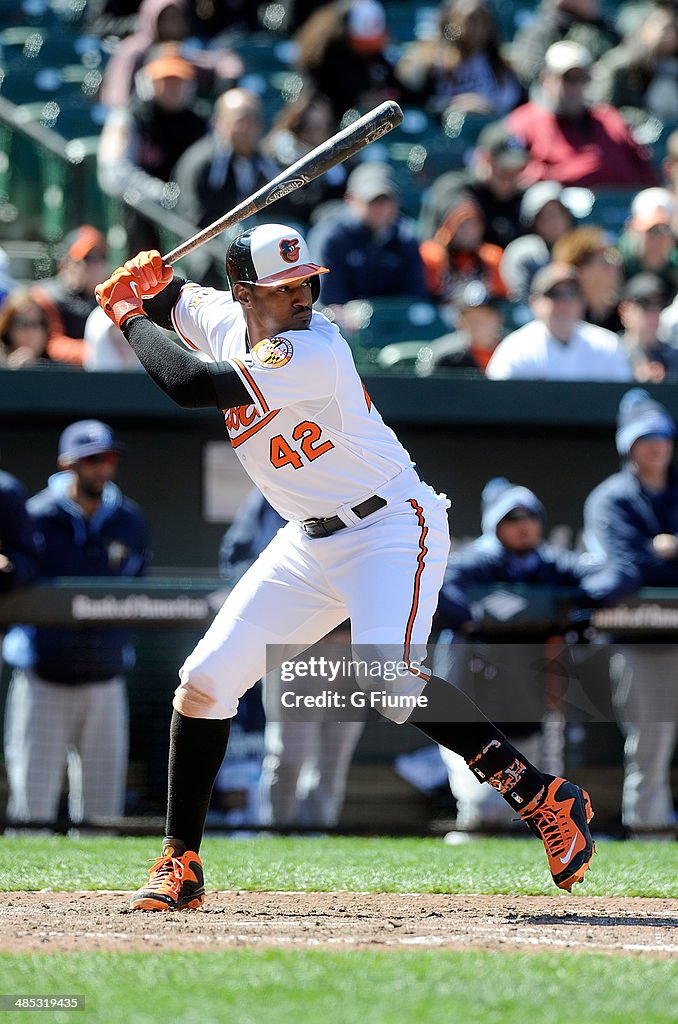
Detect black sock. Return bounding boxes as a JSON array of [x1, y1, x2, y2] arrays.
[[412, 674, 546, 811], [164, 710, 231, 853]]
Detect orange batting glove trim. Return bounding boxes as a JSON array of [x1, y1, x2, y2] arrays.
[[95, 267, 145, 330], [124, 249, 173, 299]]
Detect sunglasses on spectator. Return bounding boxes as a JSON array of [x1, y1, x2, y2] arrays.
[[78, 451, 119, 465], [546, 286, 581, 300], [502, 509, 539, 523], [12, 317, 46, 328], [83, 249, 107, 263], [562, 71, 590, 85], [635, 298, 665, 311], [646, 224, 674, 237]]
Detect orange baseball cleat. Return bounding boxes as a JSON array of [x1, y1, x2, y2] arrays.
[[129, 848, 205, 911], [521, 776, 595, 891]]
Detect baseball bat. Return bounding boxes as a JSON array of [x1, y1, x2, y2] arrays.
[[161, 100, 404, 265]]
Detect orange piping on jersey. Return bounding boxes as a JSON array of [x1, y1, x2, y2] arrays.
[[362, 383, 372, 412], [232, 357, 270, 414], [173, 320, 201, 352], [403, 498, 429, 676], [229, 408, 281, 448]]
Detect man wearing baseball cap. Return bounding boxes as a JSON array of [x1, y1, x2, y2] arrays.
[[618, 187, 678, 297], [584, 390, 678, 833], [30, 225, 108, 366], [2, 420, 149, 829], [486, 261, 632, 380], [309, 160, 428, 309], [416, 282, 504, 374], [500, 181, 577, 303], [95, 224, 600, 908], [507, 40, 657, 188], [618, 273, 678, 382], [98, 42, 208, 255], [420, 122, 529, 249]]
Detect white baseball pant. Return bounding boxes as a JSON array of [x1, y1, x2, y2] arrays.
[[4, 669, 128, 823], [610, 645, 678, 829], [175, 472, 450, 726]]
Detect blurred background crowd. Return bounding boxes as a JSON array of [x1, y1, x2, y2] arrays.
[[0, 0, 677, 840], [4, 0, 678, 375]]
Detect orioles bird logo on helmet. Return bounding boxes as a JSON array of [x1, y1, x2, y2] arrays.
[[279, 237, 301, 264]]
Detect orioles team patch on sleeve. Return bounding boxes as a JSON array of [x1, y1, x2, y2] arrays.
[[252, 336, 293, 368], [186, 286, 213, 310]]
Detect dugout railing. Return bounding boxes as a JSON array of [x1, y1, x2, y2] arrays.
[[1, 578, 676, 837], [0, 91, 226, 279]]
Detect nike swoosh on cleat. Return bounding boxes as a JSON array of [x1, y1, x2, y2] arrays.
[[559, 836, 578, 865]]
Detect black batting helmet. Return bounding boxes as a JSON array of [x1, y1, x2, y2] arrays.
[[226, 224, 329, 302]]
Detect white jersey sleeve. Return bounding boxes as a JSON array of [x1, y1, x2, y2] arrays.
[[171, 284, 242, 361], [227, 322, 338, 415]]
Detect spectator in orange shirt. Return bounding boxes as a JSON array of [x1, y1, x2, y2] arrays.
[[30, 227, 108, 367], [420, 195, 506, 318]]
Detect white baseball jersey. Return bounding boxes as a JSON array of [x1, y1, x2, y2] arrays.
[[172, 285, 413, 521], [485, 319, 633, 381]]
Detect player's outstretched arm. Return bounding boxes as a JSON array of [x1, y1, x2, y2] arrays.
[[95, 264, 250, 410]]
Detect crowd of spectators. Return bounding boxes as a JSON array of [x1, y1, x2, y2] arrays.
[[1, 1, 677, 835], [2, 1, 678, 378]]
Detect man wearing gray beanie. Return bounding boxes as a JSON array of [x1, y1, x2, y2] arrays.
[[584, 388, 678, 833]]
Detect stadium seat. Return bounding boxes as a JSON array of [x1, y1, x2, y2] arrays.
[[644, 118, 678, 170], [375, 339, 430, 370], [343, 297, 450, 349], [579, 188, 636, 239], [13, 88, 104, 140], [236, 33, 288, 75], [487, 0, 528, 42]]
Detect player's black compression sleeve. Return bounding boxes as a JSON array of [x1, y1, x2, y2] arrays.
[[122, 315, 251, 410], [142, 278, 185, 330]]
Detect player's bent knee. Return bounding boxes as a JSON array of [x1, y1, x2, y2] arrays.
[[351, 645, 427, 726], [173, 664, 237, 720], [172, 684, 219, 718]]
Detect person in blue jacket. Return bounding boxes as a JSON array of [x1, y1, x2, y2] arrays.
[[3, 420, 149, 827], [308, 162, 429, 311], [0, 467, 38, 595], [435, 476, 623, 830], [0, 463, 39, 685], [584, 388, 678, 833]]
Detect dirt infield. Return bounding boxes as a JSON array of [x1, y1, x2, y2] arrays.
[[1, 892, 676, 956]]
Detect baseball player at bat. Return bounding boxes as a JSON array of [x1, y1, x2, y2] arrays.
[[95, 225, 595, 909]]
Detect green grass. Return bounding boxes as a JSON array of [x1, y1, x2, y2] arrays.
[[2, 834, 678, 898], [0, 950, 676, 1024], [0, 837, 676, 1024]]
